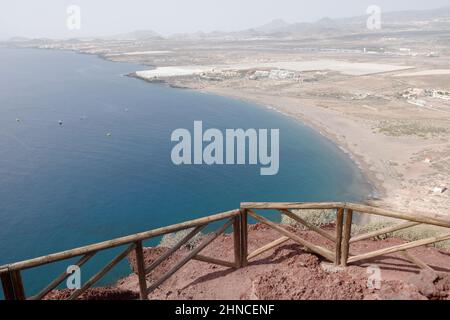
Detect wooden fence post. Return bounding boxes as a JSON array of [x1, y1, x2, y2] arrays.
[[68, 244, 136, 300], [1, 271, 15, 300], [335, 208, 344, 266], [233, 216, 242, 268], [1, 270, 25, 300], [134, 241, 148, 300], [146, 219, 234, 295], [240, 209, 248, 267], [341, 209, 353, 266]]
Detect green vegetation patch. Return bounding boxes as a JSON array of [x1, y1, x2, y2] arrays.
[[377, 120, 449, 138]]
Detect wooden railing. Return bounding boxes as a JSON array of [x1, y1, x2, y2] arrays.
[[0, 209, 241, 300], [241, 202, 450, 268], [2, 202, 450, 300]]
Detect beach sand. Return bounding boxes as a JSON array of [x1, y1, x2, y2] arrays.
[[26, 35, 450, 218], [194, 84, 450, 217], [128, 58, 447, 220]]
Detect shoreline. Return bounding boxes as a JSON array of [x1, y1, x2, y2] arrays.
[[15, 45, 449, 216], [128, 73, 379, 202], [196, 86, 383, 202], [184, 84, 447, 218], [0, 48, 413, 206], [85, 49, 450, 217], [170, 81, 445, 218]]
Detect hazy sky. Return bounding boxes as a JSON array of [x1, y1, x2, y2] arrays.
[[1, 0, 449, 39]]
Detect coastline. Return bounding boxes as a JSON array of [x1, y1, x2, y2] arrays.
[[3, 45, 450, 299], [127, 73, 379, 202], [128, 73, 438, 216], [100, 53, 450, 218], [196, 86, 383, 200], [0, 48, 419, 209], [185, 85, 449, 217], [14, 45, 449, 216]]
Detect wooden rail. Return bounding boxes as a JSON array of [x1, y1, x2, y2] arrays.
[[2, 202, 450, 300], [0, 209, 241, 300], [242, 202, 450, 271]]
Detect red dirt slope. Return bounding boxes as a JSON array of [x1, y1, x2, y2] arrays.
[[48, 223, 450, 300], [121, 224, 450, 300]]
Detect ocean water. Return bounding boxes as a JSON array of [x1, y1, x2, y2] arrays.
[[0, 48, 371, 296]]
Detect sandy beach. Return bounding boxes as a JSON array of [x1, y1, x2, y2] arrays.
[[13, 34, 450, 219], [197, 84, 450, 217], [135, 57, 450, 219]]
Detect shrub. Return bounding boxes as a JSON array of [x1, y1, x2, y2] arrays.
[[159, 228, 203, 250], [281, 209, 336, 229], [281, 210, 450, 250], [351, 221, 450, 250]]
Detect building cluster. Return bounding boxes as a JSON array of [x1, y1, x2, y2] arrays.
[[199, 68, 308, 82], [400, 88, 450, 102]]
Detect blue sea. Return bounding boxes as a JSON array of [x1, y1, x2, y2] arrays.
[[0, 48, 372, 296]]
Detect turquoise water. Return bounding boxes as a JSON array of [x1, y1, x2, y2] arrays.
[[0, 48, 371, 296]]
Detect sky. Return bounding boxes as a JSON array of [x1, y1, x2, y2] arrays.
[[0, 0, 449, 39]]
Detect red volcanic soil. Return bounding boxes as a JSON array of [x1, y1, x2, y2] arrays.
[[43, 287, 139, 300], [48, 224, 450, 300]]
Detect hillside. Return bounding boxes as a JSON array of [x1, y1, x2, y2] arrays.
[[46, 223, 450, 300]]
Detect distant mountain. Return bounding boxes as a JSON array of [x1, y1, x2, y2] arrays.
[[235, 6, 450, 39], [341, 5, 450, 24], [4, 5, 450, 43], [275, 18, 349, 36], [254, 19, 290, 33]]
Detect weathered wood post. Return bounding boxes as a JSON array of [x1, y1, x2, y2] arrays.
[[240, 209, 248, 267], [1, 270, 25, 300], [134, 241, 148, 300], [233, 215, 242, 268], [335, 208, 344, 266], [1, 271, 15, 300], [341, 209, 353, 266]]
